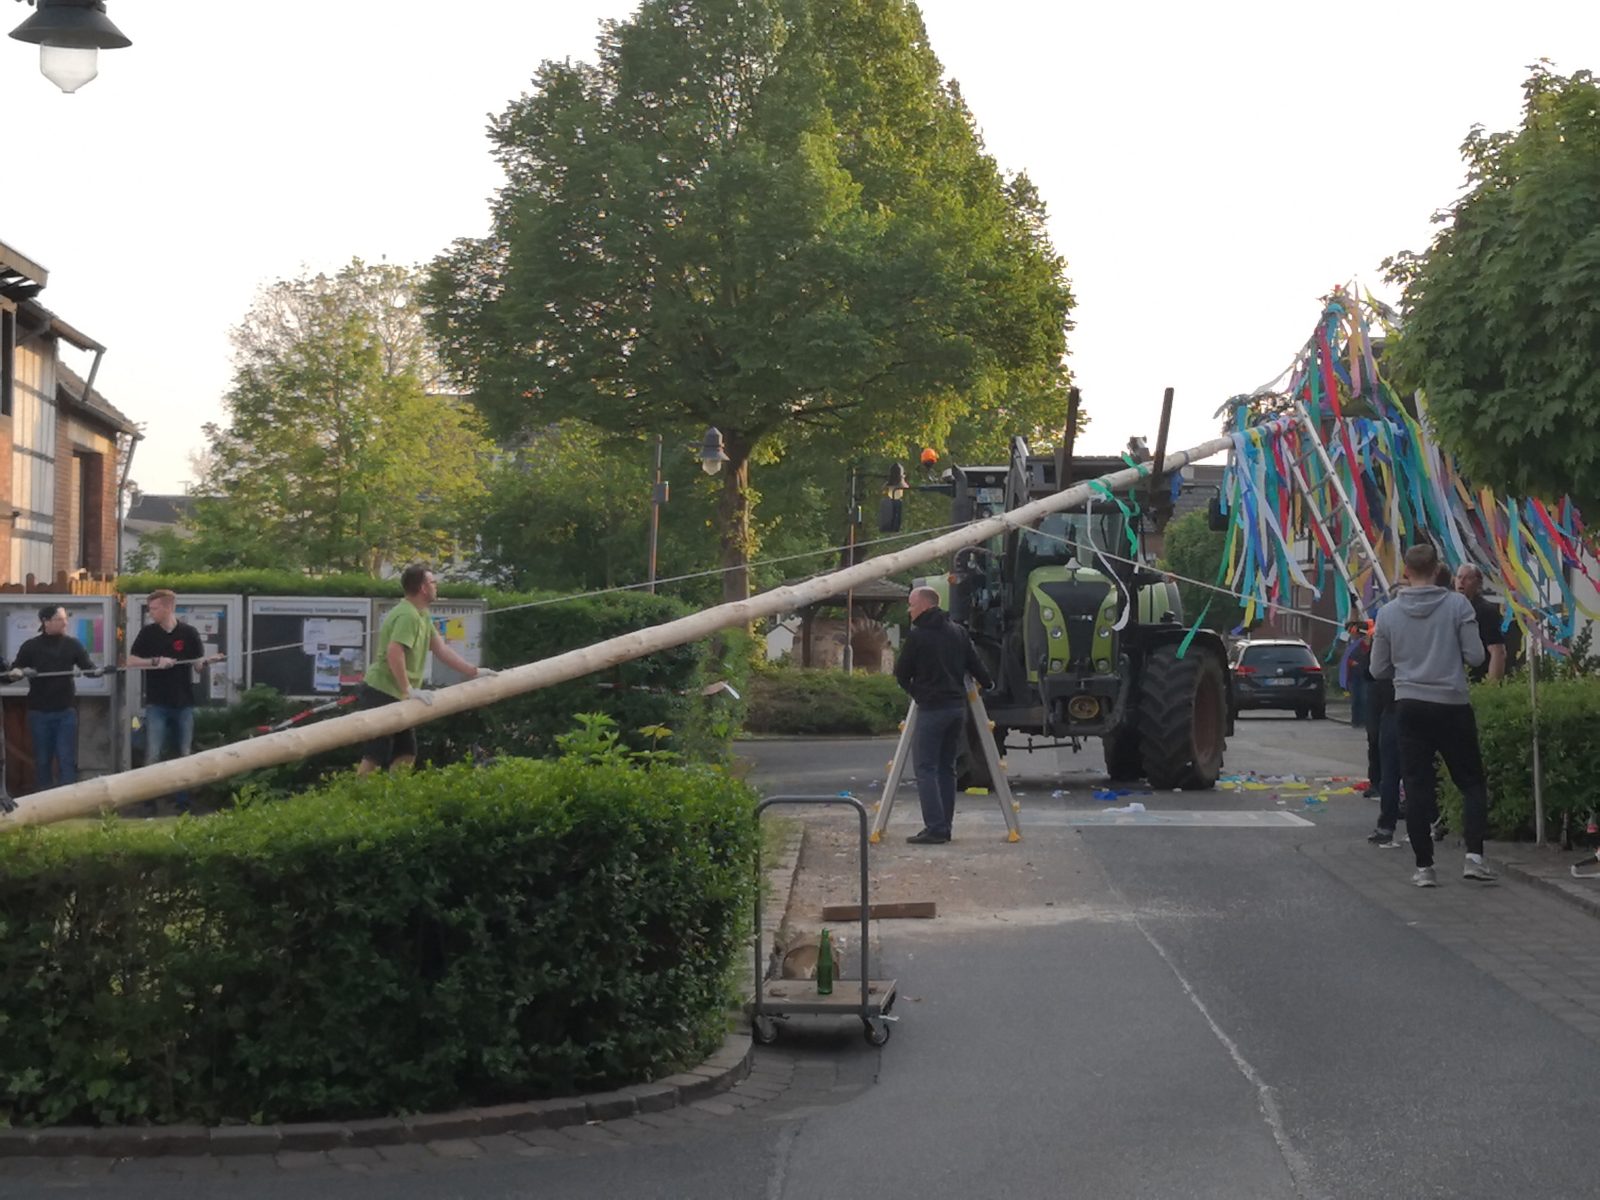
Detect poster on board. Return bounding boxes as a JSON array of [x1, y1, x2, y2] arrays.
[[129, 594, 244, 706], [0, 595, 117, 698], [246, 597, 373, 699], [371, 599, 486, 686]]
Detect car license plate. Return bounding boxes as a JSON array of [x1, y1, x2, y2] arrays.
[[1265, 678, 1295, 687]]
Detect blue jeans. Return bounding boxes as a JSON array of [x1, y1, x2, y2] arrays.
[[28, 708, 78, 791], [911, 703, 966, 838], [144, 705, 195, 809]]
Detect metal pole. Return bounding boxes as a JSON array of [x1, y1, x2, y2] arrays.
[[1531, 648, 1545, 845], [843, 466, 857, 674], [646, 435, 663, 594]]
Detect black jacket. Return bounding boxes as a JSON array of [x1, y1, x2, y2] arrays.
[[894, 608, 993, 708]]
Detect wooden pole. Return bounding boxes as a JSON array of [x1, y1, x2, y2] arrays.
[[5, 437, 1234, 829]]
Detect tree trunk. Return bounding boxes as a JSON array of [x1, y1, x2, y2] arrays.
[[717, 435, 754, 605]]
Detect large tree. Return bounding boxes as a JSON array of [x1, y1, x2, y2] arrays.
[[426, 0, 1074, 602], [181, 261, 493, 574], [1388, 64, 1600, 512]]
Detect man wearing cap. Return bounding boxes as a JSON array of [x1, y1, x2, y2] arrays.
[[9, 605, 102, 790]]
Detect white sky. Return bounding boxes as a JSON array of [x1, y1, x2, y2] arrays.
[[3, 1, 1594, 494]]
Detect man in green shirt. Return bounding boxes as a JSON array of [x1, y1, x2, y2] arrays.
[[357, 563, 492, 775]]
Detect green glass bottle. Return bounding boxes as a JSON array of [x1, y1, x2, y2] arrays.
[[817, 928, 834, 995]]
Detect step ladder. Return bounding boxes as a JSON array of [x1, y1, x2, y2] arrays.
[[870, 683, 1021, 844]]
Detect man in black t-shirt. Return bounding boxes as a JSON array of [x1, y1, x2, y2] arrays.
[[128, 589, 223, 802], [9, 604, 101, 790], [1454, 564, 1507, 683]]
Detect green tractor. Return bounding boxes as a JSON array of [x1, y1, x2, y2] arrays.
[[912, 436, 1232, 791]]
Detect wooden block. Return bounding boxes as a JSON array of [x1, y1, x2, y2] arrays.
[[822, 901, 937, 921]]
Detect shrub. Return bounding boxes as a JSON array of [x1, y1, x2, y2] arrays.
[[1438, 676, 1599, 840], [744, 666, 907, 736], [0, 759, 757, 1128]]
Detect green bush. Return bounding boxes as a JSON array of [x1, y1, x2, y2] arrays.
[[422, 590, 704, 764], [1439, 676, 1599, 840], [745, 667, 907, 736], [0, 759, 757, 1128]]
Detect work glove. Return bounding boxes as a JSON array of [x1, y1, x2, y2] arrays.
[[408, 690, 434, 707], [4, 668, 21, 681], [19, 668, 36, 679], [82, 667, 104, 678], [475, 667, 498, 679]]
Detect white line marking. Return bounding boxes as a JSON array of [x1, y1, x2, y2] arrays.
[[1131, 915, 1326, 1200]]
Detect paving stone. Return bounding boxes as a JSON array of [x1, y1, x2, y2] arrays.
[[209, 1126, 283, 1157], [274, 1150, 332, 1169], [583, 1089, 639, 1122], [375, 1142, 437, 1165], [344, 1118, 410, 1147], [426, 1138, 484, 1159], [329, 1146, 385, 1167], [402, 1111, 482, 1141]]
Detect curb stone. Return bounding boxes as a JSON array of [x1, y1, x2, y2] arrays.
[[0, 823, 812, 1161], [0, 1031, 752, 1159], [1499, 859, 1600, 920]]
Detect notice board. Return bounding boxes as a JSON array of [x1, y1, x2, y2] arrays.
[[372, 598, 487, 687], [129, 594, 244, 707], [246, 597, 372, 700], [0, 594, 117, 698]]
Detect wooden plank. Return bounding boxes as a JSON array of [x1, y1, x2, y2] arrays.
[[821, 901, 936, 921]]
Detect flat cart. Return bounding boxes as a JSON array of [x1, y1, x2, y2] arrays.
[[750, 794, 897, 1046]]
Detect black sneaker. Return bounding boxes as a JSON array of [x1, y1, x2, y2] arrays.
[[906, 829, 951, 845], [1366, 827, 1395, 846]]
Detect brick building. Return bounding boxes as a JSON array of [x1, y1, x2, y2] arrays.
[[0, 239, 140, 588]]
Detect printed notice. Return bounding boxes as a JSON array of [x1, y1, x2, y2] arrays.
[[303, 618, 365, 654]]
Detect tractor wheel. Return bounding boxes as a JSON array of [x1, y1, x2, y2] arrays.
[[1137, 644, 1228, 790], [1102, 728, 1144, 781], [954, 715, 994, 791]]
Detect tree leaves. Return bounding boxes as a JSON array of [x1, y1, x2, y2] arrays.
[[1390, 65, 1600, 512]]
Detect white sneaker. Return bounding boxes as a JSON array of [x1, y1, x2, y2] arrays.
[[1412, 867, 1438, 888], [1463, 857, 1498, 882]]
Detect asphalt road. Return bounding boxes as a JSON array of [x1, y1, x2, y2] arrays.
[[14, 713, 1600, 1199]]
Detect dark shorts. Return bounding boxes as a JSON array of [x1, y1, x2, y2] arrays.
[[357, 684, 417, 767]]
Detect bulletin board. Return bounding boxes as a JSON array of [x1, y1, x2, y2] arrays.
[[129, 594, 244, 707], [246, 597, 372, 700], [372, 599, 487, 686], [0, 594, 117, 698], [0, 593, 122, 788]]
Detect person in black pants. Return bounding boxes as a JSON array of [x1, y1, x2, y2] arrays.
[[893, 586, 994, 844], [9, 605, 102, 791], [1370, 544, 1494, 887]]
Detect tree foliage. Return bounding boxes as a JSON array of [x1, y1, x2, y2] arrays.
[[163, 261, 493, 575], [426, 0, 1074, 601], [1388, 64, 1600, 511], [1159, 509, 1235, 633]]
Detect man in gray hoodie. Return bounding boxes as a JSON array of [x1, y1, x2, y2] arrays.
[[1369, 543, 1496, 887]]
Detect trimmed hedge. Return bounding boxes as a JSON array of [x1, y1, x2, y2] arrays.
[[1440, 676, 1599, 840], [745, 667, 907, 736], [0, 759, 757, 1128]]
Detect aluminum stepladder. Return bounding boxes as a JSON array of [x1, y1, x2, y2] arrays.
[[870, 681, 1021, 844]]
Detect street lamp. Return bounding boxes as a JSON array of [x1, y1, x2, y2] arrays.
[[9, 0, 131, 93], [699, 426, 729, 475]]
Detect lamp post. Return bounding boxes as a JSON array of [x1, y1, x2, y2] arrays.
[[843, 466, 861, 673], [8, 0, 132, 93], [646, 435, 667, 594], [647, 428, 726, 593]]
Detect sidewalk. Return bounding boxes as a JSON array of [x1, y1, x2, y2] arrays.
[[1491, 839, 1600, 919]]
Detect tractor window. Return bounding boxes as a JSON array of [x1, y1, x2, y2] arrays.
[[1018, 511, 1127, 575]]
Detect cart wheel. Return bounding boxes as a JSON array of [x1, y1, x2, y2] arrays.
[[753, 1016, 780, 1045], [864, 1019, 891, 1047]]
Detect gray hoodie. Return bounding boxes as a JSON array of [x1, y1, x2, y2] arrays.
[[1370, 586, 1485, 705]]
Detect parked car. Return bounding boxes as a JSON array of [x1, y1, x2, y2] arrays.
[[1229, 639, 1326, 719]]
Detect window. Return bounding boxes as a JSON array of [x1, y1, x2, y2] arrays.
[[0, 306, 13, 417], [1240, 643, 1317, 671]]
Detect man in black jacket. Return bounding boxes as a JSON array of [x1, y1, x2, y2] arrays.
[[893, 587, 994, 844], [9, 605, 101, 790]]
